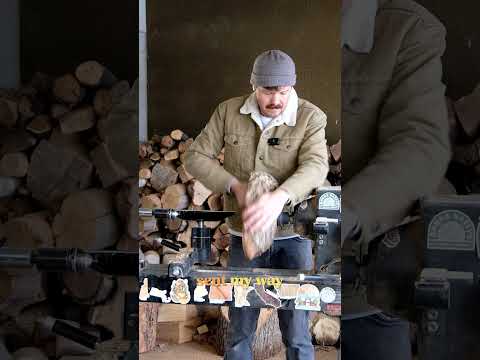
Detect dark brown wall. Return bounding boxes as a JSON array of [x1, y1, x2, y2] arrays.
[[147, 0, 341, 143], [20, 0, 138, 84], [416, 0, 480, 99]]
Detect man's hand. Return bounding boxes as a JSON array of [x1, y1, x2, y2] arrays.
[[230, 178, 248, 209], [242, 189, 289, 233]]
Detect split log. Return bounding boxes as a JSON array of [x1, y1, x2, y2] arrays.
[[139, 143, 148, 158], [219, 223, 230, 234], [110, 80, 131, 105], [164, 149, 179, 161], [177, 224, 193, 248], [0, 129, 37, 155], [310, 313, 340, 346], [141, 194, 162, 209], [139, 168, 152, 180], [159, 148, 168, 156], [26, 115, 52, 135], [161, 184, 189, 209], [53, 188, 120, 249], [151, 162, 178, 191], [150, 152, 161, 161], [53, 74, 85, 105], [0, 98, 18, 128], [75, 61, 117, 88], [140, 160, 153, 171], [205, 244, 220, 265], [93, 88, 113, 117], [0, 152, 29, 177], [167, 218, 187, 233], [18, 96, 35, 120], [454, 85, 480, 139], [204, 220, 221, 229], [51, 104, 70, 119], [330, 139, 341, 163], [91, 142, 129, 187], [207, 193, 222, 211], [178, 138, 194, 153], [59, 106, 96, 134], [171, 129, 188, 141], [3, 212, 53, 248], [189, 180, 213, 206], [161, 135, 175, 149], [177, 164, 194, 183]]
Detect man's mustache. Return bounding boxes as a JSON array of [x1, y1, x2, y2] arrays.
[[266, 104, 283, 109]]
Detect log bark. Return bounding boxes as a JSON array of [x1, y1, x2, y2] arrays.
[[139, 303, 159, 353], [75, 61, 117, 88], [214, 308, 284, 359]]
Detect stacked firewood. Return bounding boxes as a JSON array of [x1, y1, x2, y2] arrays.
[[448, 86, 480, 193], [327, 139, 341, 186], [138, 132, 230, 267], [0, 61, 138, 358]]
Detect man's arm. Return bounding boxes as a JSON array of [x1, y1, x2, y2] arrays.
[[183, 104, 235, 194], [342, 20, 451, 250]]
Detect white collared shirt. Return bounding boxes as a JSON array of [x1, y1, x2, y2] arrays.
[[239, 87, 299, 132]]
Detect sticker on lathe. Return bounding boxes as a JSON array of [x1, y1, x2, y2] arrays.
[[209, 284, 233, 304], [295, 284, 321, 311], [233, 285, 254, 307], [139, 278, 150, 301], [170, 279, 191, 304], [276, 283, 300, 299], [194, 285, 208, 302], [149, 287, 171, 303], [319, 287, 336, 304], [254, 284, 281, 308]]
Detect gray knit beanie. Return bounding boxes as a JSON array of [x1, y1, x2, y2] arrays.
[[250, 50, 296, 87]]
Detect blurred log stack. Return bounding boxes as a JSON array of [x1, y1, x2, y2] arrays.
[[0, 61, 138, 359], [138, 131, 230, 267]]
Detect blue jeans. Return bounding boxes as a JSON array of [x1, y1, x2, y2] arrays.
[[224, 235, 314, 360]]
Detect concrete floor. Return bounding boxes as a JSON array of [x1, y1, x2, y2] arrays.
[[140, 342, 338, 360]]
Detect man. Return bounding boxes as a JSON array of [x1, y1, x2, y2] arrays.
[[341, 0, 450, 359], [184, 50, 329, 360]]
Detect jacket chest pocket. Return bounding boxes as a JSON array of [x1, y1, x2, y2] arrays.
[[224, 134, 252, 177], [268, 137, 301, 172]]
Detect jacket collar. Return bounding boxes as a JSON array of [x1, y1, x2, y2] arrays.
[[240, 87, 299, 129], [341, 0, 378, 53]]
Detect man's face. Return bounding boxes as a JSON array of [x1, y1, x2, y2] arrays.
[[255, 86, 291, 118]]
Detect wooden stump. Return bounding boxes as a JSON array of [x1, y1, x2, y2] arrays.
[[213, 307, 284, 359], [139, 303, 159, 353]]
